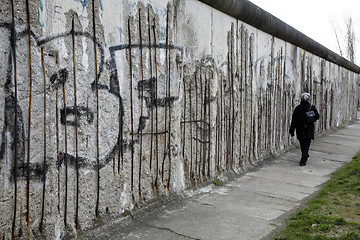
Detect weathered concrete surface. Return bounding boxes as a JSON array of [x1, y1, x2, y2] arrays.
[[1, 0, 359, 238], [79, 114, 360, 240]]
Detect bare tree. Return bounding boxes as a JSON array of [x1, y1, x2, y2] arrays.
[[346, 16, 356, 63], [333, 24, 344, 57], [332, 15, 356, 63]]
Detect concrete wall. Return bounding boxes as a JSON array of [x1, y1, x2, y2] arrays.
[[0, 0, 358, 239]]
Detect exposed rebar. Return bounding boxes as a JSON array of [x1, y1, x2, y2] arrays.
[[10, 0, 18, 237], [152, 21, 159, 188], [148, 8, 154, 172], [92, 0, 101, 219], [56, 70, 60, 215], [128, 19, 135, 192], [39, 47, 47, 233], [207, 73, 211, 177], [25, 0, 33, 224], [71, 17, 80, 229], [195, 73, 199, 179], [161, 12, 169, 182], [231, 30, 236, 170], [166, 9, 172, 189], [138, 8, 144, 198], [189, 77, 193, 179], [62, 65, 69, 228]]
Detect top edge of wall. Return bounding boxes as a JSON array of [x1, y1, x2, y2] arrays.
[[198, 0, 360, 74]]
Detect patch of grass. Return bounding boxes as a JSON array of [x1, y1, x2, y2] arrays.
[[275, 153, 360, 240], [213, 177, 223, 186]]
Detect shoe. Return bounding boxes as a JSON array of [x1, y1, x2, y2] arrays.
[[300, 163, 306, 166]]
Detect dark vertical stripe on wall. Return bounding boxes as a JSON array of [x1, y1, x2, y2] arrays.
[[215, 84, 219, 172], [182, 79, 186, 162], [25, 0, 33, 224], [189, 75, 194, 179], [182, 78, 186, 160], [161, 9, 170, 185], [128, 19, 135, 193], [148, 9, 154, 172], [39, 47, 47, 233], [199, 70, 203, 175], [71, 18, 80, 229], [220, 74, 223, 169], [230, 27, 235, 169], [152, 21, 159, 188], [244, 30, 249, 163], [195, 73, 198, 178], [10, 0, 18, 237], [166, 9, 172, 189], [202, 73, 206, 176], [138, 9, 144, 197], [62, 66, 69, 228], [207, 72, 211, 177], [92, 0, 101, 219], [239, 26, 243, 167], [56, 67, 61, 216]]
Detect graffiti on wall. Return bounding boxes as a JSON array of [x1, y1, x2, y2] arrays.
[[0, 1, 186, 238], [0, 1, 358, 239]]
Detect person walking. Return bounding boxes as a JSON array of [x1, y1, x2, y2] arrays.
[[289, 92, 320, 166]]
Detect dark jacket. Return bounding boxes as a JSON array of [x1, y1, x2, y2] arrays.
[[289, 101, 320, 140]]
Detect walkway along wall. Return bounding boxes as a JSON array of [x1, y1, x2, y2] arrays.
[[0, 0, 359, 239]]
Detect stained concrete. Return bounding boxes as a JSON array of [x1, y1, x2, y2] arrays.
[[2, 0, 360, 237], [78, 114, 360, 240]]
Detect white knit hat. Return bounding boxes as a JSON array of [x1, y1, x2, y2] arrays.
[[301, 92, 311, 101]]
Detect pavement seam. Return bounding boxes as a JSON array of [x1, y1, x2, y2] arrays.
[[222, 186, 299, 204], [238, 174, 321, 190], [224, 183, 304, 203], [145, 224, 201, 240], [229, 187, 307, 202], [196, 201, 216, 209], [310, 149, 354, 159]]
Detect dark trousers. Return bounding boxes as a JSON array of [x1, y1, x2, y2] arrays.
[[299, 139, 311, 165]]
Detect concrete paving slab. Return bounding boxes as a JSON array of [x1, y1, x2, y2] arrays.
[[246, 165, 329, 187], [149, 200, 275, 240], [193, 188, 295, 221], [316, 140, 360, 153], [276, 150, 300, 163], [312, 140, 358, 153], [317, 134, 360, 146], [109, 225, 192, 240], [269, 158, 343, 177], [228, 175, 318, 201], [333, 126, 360, 138], [308, 150, 354, 163], [310, 142, 357, 157]]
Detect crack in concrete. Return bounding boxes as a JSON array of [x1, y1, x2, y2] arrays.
[[189, 199, 217, 209], [321, 140, 355, 147], [199, 202, 216, 208], [146, 224, 201, 240]]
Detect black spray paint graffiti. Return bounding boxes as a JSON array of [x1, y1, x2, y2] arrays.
[[182, 55, 222, 182], [0, 22, 184, 181], [109, 34, 184, 192], [0, 23, 122, 180]]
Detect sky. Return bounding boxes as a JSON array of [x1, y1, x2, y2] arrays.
[[248, 0, 360, 65]]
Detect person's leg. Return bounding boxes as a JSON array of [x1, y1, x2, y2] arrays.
[[305, 139, 311, 160], [299, 139, 311, 166]]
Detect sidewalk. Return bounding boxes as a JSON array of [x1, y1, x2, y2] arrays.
[[80, 114, 360, 240]]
